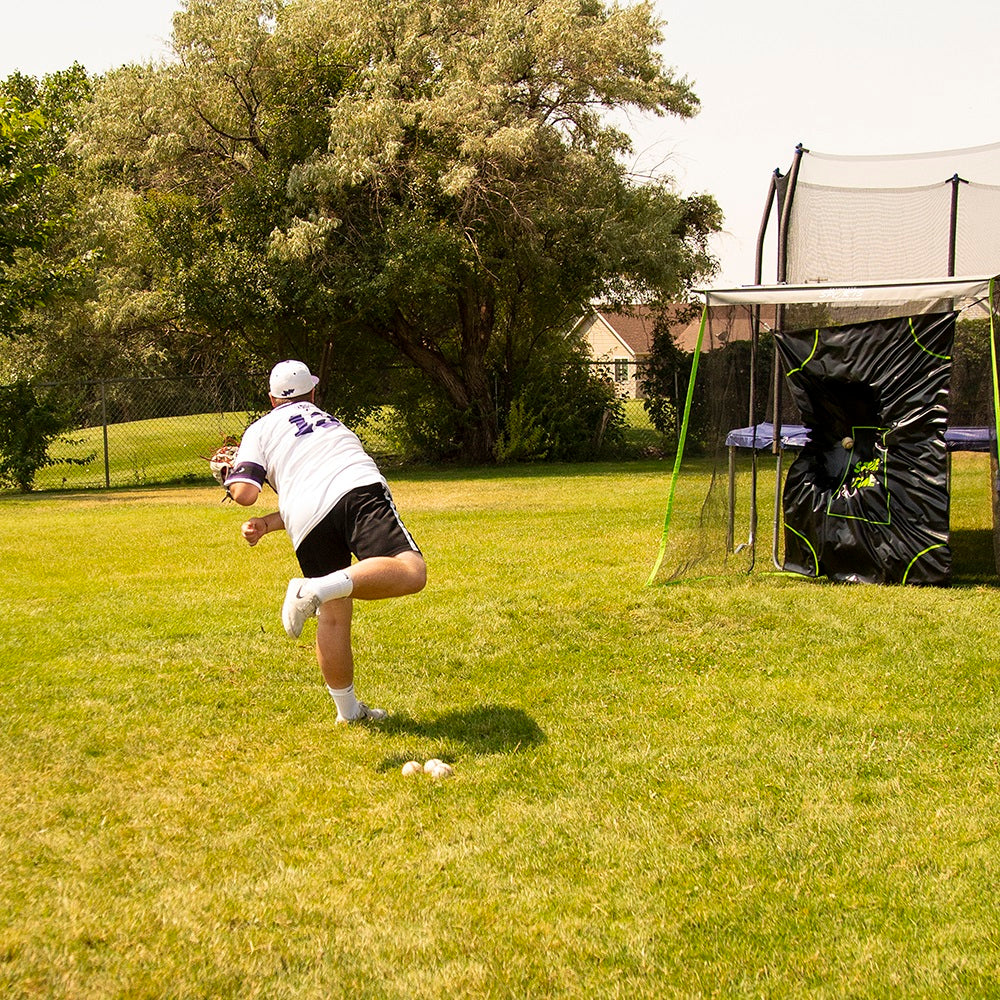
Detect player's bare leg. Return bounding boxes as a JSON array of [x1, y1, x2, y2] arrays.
[[347, 550, 426, 599], [282, 551, 425, 638], [315, 596, 354, 690], [314, 597, 386, 723]]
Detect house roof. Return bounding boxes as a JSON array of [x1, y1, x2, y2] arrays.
[[577, 302, 781, 355], [593, 303, 706, 353], [593, 308, 656, 356], [669, 302, 780, 351]]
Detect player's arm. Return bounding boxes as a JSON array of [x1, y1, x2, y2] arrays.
[[226, 475, 287, 546], [227, 481, 260, 506], [224, 450, 280, 544], [241, 510, 285, 546], [224, 457, 267, 506]]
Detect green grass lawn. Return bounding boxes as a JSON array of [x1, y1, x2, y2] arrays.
[[2, 457, 999, 998]]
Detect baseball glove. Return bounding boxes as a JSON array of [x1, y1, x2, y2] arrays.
[[207, 436, 240, 484]]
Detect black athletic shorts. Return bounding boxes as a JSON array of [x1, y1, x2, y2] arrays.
[[295, 482, 421, 577]]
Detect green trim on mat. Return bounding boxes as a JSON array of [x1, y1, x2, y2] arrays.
[[783, 523, 819, 577], [901, 543, 947, 585], [646, 303, 709, 586], [785, 329, 819, 376], [907, 317, 951, 361]]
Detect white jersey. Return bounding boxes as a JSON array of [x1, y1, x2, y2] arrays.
[[227, 401, 386, 549]]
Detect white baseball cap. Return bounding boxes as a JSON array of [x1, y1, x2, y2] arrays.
[[269, 360, 320, 399]]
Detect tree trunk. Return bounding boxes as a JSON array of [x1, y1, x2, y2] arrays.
[[456, 291, 497, 463], [459, 407, 498, 464], [384, 296, 499, 463]]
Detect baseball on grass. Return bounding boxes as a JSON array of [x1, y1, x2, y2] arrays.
[[401, 760, 423, 776], [423, 758, 444, 773], [429, 762, 454, 779]]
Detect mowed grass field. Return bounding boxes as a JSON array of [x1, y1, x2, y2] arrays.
[[2, 454, 999, 998]]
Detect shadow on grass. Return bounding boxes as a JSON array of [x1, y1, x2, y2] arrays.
[[375, 704, 545, 767], [951, 528, 1000, 586]]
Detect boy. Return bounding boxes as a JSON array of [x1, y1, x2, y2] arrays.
[[224, 360, 426, 723]]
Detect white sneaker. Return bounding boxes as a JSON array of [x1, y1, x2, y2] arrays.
[[336, 703, 388, 725], [282, 578, 320, 638]]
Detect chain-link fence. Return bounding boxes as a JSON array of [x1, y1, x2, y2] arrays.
[[5, 366, 665, 492], [19, 374, 267, 491], [595, 360, 675, 453]]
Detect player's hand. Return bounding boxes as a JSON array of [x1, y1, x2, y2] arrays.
[[241, 518, 267, 546]]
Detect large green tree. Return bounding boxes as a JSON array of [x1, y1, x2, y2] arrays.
[[0, 91, 59, 342], [0, 103, 49, 265], [0, 65, 100, 382], [78, 0, 357, 377], [82, 0, 721, 460]]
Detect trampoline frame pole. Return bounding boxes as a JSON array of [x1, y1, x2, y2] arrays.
[[947, 173, 967, 277], [738, 169, 782, 567], [769, 145, 806, 569]]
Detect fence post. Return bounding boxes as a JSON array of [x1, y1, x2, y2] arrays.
[[100, 380, 110, 488]]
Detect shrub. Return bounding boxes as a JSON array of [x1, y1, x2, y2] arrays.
[[0, 382, 93, 490], [495, 397, 548, 463]]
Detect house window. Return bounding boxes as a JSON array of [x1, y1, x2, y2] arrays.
[[614, 358, 630, 383]]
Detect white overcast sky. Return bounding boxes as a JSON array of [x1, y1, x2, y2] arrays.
[[2, 0, 999, 286]]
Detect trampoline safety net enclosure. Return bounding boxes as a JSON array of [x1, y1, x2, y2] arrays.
[[648, 276, 1000, 587]]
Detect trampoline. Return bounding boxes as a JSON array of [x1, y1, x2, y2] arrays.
[[726, 423, 992, 451], [725, 423, 995, 570], [649, 275, 1000, 587], [647, 140, 1000, 586]]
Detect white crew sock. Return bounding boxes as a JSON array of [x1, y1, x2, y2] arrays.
[[311, 569, 354, 602], [327, 683, 361, 719]]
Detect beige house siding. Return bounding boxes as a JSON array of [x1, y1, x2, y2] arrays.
[[571, 311, 653, 399]]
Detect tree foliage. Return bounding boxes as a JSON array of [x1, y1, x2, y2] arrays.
[[0, 104, 51, 265], [952, 317, 996, 427], [0, 87, 63, 338], [26, 0, 722, 462], [0, 65, 98, 381], [271, 0, 721, 459]]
